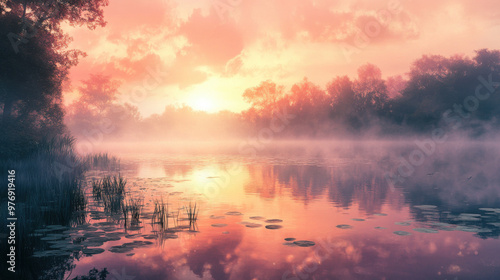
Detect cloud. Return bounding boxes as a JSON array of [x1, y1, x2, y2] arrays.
[[63, 0, 500, 114]]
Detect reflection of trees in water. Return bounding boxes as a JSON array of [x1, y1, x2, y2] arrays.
[[244, 162, 394, 213], [243, 144, 500, 238]]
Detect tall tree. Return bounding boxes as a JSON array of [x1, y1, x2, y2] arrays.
[[0, 0, 108, 157]]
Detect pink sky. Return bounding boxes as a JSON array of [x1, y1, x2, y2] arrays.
[[63, 0, 500, 116]]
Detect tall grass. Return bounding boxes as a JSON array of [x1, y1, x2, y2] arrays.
[[152, 197, 170, 229], [0, 135, 87, 258], [84, 153, 120, 171], [92, 175, 126, 213], [122, 197, 143, 228], [185, 202, 199, 223]]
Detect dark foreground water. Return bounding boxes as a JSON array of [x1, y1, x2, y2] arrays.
[[24, 142, 500, 279]]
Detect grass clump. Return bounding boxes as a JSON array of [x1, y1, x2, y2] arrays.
[[122, 197, 143, 228], [92, 175, 126, 213], [185, 202, 199, 223], [85, 153, 120, 171]]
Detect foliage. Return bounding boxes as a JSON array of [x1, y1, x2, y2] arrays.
[[0, 0, 109, 158], [71, 267, 109, 280]]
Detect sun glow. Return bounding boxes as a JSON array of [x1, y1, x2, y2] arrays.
[[187, 94, 217, 112]]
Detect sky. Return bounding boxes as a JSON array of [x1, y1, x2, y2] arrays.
[[63, 0, 500, 117]]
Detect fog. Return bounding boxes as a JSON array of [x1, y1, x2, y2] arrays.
[[65, 49, 500, 151]]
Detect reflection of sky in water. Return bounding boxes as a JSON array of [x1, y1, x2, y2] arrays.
[[62, 143, 500, 280]]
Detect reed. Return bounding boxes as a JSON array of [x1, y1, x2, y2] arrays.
[[92, 175, 126, 213], [122, 197, 143, 228], [0, 135, 87, 258], [185, 202, 199, 223], [84, 152, 120, 171], [152, 197, 170, 230]]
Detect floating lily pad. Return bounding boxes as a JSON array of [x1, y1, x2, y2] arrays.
[[126, 253, 135, 256], [293, 240, 315, 247], [84, 232, 104, 238], [284, 238, 296, 241], [265, 225, 283, 230], [82, 248, 105, 255], [245, 223, 262, 228], [393, 231, 411, 236], [351, 218, 365, 222], [225, 211, 243, 216], [414, 205, 438, 210], [211, 223, 228, 228], [143, 234, 158, 239], [283, 242, 298, 247], [109, 246, 134, 253], [209, 215, 225, 219], [395, 222, 411, 226], [413, 228, 439, 233], [374, 227, 386, 230], [479, 208, 500, 212], [455, 226, 481, 232], [374, 213, 388, 216], [249, 216, 265, 220], [336, 224, 352, 229], [265, 219, 283, 223], [455, 215, 481, 222], [81, 241, 104, 247]]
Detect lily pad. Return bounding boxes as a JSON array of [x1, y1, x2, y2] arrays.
[[211, 223, 228, 228], [265, 225, 283, 230], [265, 219, 283, 223], [209, 215, 225, 219], [109, 246, 134, 253], [284, 238, 296, 241], [245, 223, 262, 228], [225, 211, 243, 216], [249, 216, 265, 220], [393, 231, 411, 236], [414, 205, 438, 210], [82, 248, 105, 255], [374, 227, 386, 230], [351, 218, 365, 222], [336, 224, 352, 229], [455, 226, 481, 232], [395, 222, 411, 226], [293, 240, 315, 247], [412, 228, 439, 233]]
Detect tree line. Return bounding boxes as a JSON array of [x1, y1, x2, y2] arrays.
[[65, 49, 500, 141]]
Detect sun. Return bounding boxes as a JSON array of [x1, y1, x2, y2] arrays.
[[188, 96, 217, 112]]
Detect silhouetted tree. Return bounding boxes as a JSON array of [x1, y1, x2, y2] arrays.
[[0, 0, 108, 157]]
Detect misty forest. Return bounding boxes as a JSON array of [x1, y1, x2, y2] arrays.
[[1, 0, 500, 280]]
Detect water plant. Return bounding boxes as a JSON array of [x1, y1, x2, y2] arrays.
[[152, 197, 170, 229], [185, 202, 199, 223], [92, 175, 126, 213], [122, 197, 143, 228], [84, 152, 120, 171]]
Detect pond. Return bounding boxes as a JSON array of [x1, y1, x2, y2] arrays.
[[28, 141, 500, 279]]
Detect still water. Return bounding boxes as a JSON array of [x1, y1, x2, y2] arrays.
[[36, 142, 500, 279]]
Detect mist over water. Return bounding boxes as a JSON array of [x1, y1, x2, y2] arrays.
[[56, 139, 500, 279]]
